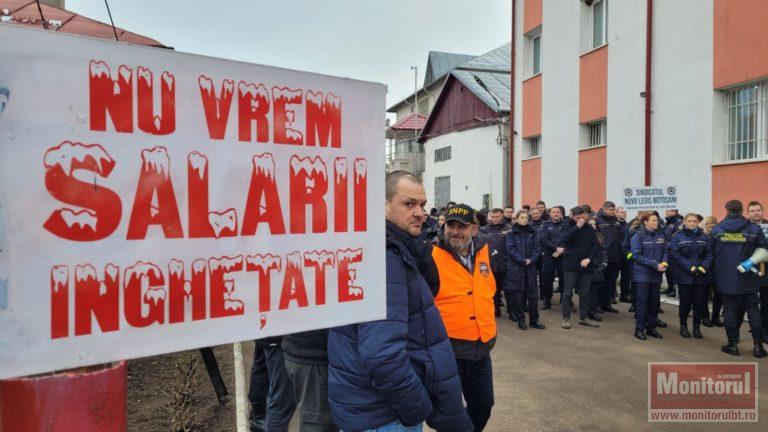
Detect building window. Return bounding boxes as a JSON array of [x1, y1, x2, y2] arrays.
[[434, 146, 452, 162], [525, 30, 542, 77], [724, 81, 768, 162], [524, 136, 541, 158], [592, 0, 608, 48], [532, 35, 541, 75], [435, 176, 451, 208], [581, 120, 607, 149]]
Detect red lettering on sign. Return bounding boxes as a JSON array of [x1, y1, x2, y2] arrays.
[[198, 75, 234, 140], [137, 67, 176, 135], [238, 81, 270, 143], [43, 142, 122, 241], [242, 153, 286, 236], [280, 252, 309, 309], [353, 158, 368, 232], [89, 60, 133, 133], [246, 254, 282, 313], [306, 90, 341, 148], [304, 251, 335, 306], [168, 259, 207, 323], [127, 147, 183, 239], [74, 263, 119, 336], [333, 157, 348, 232], [50, 266, 70, 339], [272, 87, 304, 145], [123, 261, 166, 327], [337, 248, 364, 302], [289, 155, 328, 234], [209, 256, 244, 318]]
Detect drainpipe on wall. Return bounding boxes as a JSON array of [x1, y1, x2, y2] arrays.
[[644, 0, 653, 186], [509, 0, 517, 207]]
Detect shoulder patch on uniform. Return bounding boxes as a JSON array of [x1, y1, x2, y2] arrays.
[[719, 232, 747, 243], [479, 262, 489, 277]]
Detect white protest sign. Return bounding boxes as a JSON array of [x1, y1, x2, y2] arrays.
[[622, 185, 678, 213], [0, 25, 386, 380]]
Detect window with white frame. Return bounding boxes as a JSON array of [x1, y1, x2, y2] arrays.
[[524, 136, 541, 158], [434, 146, 452, 162], [581, 0, 607, 52], [581, 120, 607, 149], [592, 0, 608, 49], [524, 29, 542, 78], [723, 81, 768, 162]]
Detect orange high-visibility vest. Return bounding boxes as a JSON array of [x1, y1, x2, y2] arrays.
[[432, 244, 497, 343]]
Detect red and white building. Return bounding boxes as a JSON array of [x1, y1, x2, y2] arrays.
[[512, 0, 768, 217]]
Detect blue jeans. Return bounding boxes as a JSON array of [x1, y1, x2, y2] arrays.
[[248, 344, 297, 432], [353, 421, 423, 432]]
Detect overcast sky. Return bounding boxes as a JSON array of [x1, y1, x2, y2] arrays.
[[67, 0, 511, 116]]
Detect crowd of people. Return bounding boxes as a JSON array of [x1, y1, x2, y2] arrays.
[[246, 171, 768, 432]]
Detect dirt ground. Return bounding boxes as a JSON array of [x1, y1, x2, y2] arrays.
[[128, 299, 768, 432]]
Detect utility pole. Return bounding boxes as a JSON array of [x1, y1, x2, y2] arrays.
[[410, 66, 418, 115]]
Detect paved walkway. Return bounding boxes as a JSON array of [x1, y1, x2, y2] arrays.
[[477, 299, 767, 431]]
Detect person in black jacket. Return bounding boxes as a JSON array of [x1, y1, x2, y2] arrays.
[[616, 207, 632, 303], [539, 207, 568, 309], [710, 200, 767, 358], [480, 208, 513, 317], [747, 201, 768, 343], [506, 210, 545, 330], [586, 218, 606, 326], [594, 201, 622, 313], [560, 206, 600, 329], [663, 209, 684, 298], [668, 213, 712, 340], [282, 330, 337, 432]]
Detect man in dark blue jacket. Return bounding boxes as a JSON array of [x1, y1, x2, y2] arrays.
[[539, 207, 568, 309], [328, 171, 472, 432], [480, 208, 513, 317], [663, 209, 684, 297], [710, 200, 768, 358], [747, 201, 768, 343], [595, 201, 622, 313]]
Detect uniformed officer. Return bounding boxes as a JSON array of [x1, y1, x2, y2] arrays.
[[539, 207, 568, 309], [431, 203, 498, 430], [480, 208, 513, 317], [710, 200, 767, 358]]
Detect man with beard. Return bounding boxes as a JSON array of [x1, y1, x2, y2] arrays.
[[431, 204, 497, 431]]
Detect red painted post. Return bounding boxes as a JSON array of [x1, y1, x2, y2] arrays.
[[0, 362, 126, 432]]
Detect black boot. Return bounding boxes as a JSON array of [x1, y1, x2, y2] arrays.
[[518, 320, 528, 330], [628, 304, 635, 313], [680, 323, 691, 338], [693, 323, 702, 339], [754, 336, 768, 358], [702, 317, 712, 328], [541, 299, 551, 310], [721, 338, 740, 356]]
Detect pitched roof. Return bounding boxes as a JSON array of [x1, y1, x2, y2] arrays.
[[423, 51, 476, 87], [449, 43, 511, 111], [387, 50, 476, 113], [419, 42, 511, 141], [388, 112, 427, 131], [0, 0, 167, 48]]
